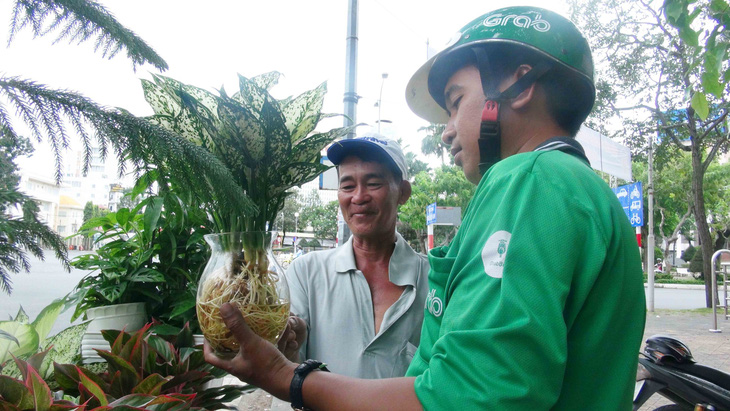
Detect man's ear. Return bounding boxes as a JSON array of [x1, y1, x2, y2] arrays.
[[507, 64, 537, 110], [398, 180, 412, 205]]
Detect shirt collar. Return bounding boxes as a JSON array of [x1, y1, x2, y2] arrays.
[[534, 137, 590, 165], [333, 232, 420, 287]]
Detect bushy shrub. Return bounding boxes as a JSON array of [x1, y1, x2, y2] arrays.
[[682, 245, 697, 262]]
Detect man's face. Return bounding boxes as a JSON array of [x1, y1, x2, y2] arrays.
[[441, 65, 487, 185], [337, 156, 409, 240]]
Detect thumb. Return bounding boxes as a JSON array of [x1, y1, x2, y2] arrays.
[[220, 303, 253, 341]]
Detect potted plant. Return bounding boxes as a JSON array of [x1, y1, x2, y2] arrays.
[[0, 296, 89, 382], [69, 198, 167, 361], [141, 71, 354, 356], [0, 323, 248, 410]]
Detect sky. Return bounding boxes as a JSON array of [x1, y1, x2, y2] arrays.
[[1, 0, 570, 182]]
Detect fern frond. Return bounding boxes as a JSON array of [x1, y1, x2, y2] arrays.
[[9, 0, 168, 71]]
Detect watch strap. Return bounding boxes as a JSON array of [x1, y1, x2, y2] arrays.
[[290, 359, 329, 410]]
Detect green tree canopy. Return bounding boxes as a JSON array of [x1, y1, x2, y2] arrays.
[[0, 135, 69, 294], [570, 0, 730, 306], [399, 165, 475, 252]]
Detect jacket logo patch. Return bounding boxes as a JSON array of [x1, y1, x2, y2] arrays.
[[425, 289, 443, 317], [482, 231, 511, 278]]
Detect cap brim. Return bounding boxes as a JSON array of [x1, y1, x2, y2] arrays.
[[405, 55, 449, 125], [327, 139, 389, 165]]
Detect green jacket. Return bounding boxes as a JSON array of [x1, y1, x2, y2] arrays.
[[407, 144, 645, 410]]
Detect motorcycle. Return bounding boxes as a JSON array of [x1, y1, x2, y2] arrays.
[[634, 335, 730, 410]]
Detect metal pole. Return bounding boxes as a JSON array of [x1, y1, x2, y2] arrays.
[[377, 73, 388, 133], [343, 0, 358, 139], [337, 0, 358, 246], [710, 249, 730, 332], [647, 134, 655, 312]]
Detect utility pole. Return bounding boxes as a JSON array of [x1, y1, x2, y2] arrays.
[[338, 0, 358, 246], [647, 134, 655, 311], [343, 0, 358, 139], [377, 73, 388, 133]]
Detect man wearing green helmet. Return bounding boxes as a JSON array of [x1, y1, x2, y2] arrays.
[[205, 7, 646, 410]]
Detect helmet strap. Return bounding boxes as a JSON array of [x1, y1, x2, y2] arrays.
[[472, 47, 553, 175]]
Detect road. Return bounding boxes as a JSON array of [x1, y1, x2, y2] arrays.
[[0, 252, 716, 336], [646, 286, 708, 310], [1, 250, 92, 335]]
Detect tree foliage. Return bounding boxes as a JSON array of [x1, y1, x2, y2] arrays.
[[0, 135, 69, 294], [9, 0, 168, 71], [570, 0, 730, 306], [399, 165, 475, 252], [419, 123, 450, 165]]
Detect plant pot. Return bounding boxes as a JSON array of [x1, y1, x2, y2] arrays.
[[196, 231, 290, 357], [81, 302, 147, 363]]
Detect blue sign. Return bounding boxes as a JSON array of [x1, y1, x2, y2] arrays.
[[426, 203, 437, 225], [612, 182, 643, 227]]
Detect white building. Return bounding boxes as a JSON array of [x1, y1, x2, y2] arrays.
[[18, 174, 61, 229]]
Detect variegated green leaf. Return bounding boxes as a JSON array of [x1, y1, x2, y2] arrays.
[[141, 79, 180, 121], [283, 82, 326, 141], [251, 71, 282, 91], [290, 125, 355, 165], [270, 163, 330, 195], [260, 96, 291, 164], [144, 75, 220, 149], [233, 74, 270, 115], [217, 100, 265, 164], [39, 322, 90, 379]]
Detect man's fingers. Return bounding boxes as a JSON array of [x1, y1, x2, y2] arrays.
[[290, 317, 307, 334]]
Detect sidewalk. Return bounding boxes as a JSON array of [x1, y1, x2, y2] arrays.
[[225, 309, 730, 410], [639, 309, 730, 410]]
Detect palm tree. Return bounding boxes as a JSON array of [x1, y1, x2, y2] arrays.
[[419, 123, 448, 165]]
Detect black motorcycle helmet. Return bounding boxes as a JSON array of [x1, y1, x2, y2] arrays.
[[644, 335, 696, 364]]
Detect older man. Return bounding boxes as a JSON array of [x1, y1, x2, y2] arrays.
[[279, 135, 429, 379]]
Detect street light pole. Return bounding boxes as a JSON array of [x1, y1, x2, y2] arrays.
[[294, 212, 299, 233], [377, 72, 388, 133]]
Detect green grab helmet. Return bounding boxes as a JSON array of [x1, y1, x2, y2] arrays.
[[406, 6, 596, 125]]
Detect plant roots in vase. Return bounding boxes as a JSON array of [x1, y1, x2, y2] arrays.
[[196, 231, 289, 357]]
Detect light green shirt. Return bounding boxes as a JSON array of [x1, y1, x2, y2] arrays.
[[285, 232, 430, 378]]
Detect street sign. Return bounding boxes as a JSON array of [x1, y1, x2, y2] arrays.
[[612, 182, 643, 227], [426, 203, 437, 225]]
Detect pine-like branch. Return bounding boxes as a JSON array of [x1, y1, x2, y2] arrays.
[[0, 76, 257, 220], [9, 0, 168, 71]]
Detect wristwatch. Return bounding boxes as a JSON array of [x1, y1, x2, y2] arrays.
[[290, 359, 329, 410]]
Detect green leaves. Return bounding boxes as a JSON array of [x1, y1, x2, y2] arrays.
[[49, 323, 245, 409], [691, 91, 710, 120], [142, 72, 352, 233]]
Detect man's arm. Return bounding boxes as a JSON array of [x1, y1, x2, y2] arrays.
[[204, 303, 422, 411]]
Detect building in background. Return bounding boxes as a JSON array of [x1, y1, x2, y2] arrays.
[[56, 195, 85, 249], [18, 174, 61, 229]]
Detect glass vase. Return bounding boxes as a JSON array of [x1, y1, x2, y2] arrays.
[[196, 231, 290, 357]]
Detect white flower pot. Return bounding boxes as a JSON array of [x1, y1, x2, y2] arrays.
[[81, 302, 147, 363]]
